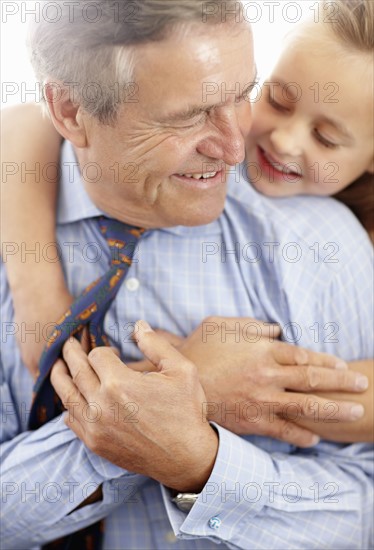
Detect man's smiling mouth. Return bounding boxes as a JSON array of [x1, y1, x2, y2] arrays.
[[173, 168, 226, 190], [177, 171, 218, 180]]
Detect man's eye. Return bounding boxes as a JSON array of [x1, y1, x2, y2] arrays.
[[239, 80, 260, 102], [314, 130, 339, 149], [189, 115, 207, 128], [182, 113, 208, 129]]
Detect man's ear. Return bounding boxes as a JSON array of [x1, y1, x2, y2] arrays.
[[44, 81, 88, 148]]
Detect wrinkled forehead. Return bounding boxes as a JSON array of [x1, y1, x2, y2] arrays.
[[136, 17, 253, 61], [126, 20, 255, 119], [133, 19, 254, 84]]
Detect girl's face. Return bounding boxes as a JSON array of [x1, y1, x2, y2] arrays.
[[246, 27, 373, 197]]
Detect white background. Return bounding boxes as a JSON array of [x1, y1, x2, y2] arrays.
[[1, 0, 316, 107]]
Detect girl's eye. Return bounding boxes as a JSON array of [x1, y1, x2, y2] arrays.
[[268, 94, 289, 113], [314, 130, 339, 149]]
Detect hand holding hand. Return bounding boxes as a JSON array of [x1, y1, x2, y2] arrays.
[[176, 317, 366, 446]]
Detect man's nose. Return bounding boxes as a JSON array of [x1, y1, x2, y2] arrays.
[[270, 123, 303, 157], [197, 104, 250, 166]]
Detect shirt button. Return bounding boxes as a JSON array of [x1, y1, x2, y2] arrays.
[[165, 531, 177, 543], [125, 277, 140, 292], [208, 516, 221, 530]]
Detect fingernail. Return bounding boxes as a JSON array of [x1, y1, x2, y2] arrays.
[[310, 435, 320, 446], [136, 320, 153, 333], [335, 360, 348, 370], [355, 376, 369, 390], [350, 404, 364, 420], [65, 336, 79, 346]]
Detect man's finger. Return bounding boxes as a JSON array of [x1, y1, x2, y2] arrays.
[[50, 358, 87, 415], [134, 320, 194, 374], [273, 341, 347, 369], [62, 338, 100, 397], [127, 359, 157, 372], [272, 365, 368, 393], [87, 346, 137, 381], [153, 329, 185, 348], [110, 346, 121, 358]]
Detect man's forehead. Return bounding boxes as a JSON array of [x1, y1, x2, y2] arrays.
[[132, 26, 254, 118], [134, 21, 253, 80]]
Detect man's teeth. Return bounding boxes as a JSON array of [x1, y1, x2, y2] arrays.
[[178, 172, 217, 180]]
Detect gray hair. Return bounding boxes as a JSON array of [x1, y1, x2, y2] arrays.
[[29, 0, 244, 123]]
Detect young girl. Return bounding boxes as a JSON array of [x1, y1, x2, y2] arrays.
[[2, 0, 373, 441], [245, 0, 374, 243]]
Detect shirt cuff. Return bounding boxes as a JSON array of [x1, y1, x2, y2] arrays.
[[162, 424, 275, 544]]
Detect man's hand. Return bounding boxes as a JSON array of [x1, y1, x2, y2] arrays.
[[51, 321, 218, 493], [129, 317, 367, 447]]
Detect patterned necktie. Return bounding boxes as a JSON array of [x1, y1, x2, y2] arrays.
[[28, 216, 145, 550]]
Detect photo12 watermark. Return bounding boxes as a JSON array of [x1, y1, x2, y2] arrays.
[[1, 479, 140, 504], [201, 1, 341, 24], [1, 400, 140, 425], [201, 479, 340, 504], [1, 80, 139, 106], [2, 160, 140, 183], [1, 1, 142, 24], [201, 240, 340, 266]]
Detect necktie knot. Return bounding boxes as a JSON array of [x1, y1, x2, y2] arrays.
[[98, 216, 145, 267]]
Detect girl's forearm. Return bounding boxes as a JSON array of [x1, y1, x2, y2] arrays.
[[1, 103, 64, 292]]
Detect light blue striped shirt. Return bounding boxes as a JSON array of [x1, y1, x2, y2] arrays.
[[1, 141, 373, 549]]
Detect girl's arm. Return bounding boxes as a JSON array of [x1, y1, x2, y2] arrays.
[[1, 103, 72, 377]]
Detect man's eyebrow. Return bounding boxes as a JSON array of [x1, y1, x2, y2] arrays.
[[159, 70, 258, 124]]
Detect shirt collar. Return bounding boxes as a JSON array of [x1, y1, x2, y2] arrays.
[[57, 140, 104, 224]]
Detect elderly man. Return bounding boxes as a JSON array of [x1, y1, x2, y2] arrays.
[[1, 1, 373, 549]]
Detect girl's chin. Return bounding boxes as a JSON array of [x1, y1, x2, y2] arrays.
[[249, 177, 299, 198]]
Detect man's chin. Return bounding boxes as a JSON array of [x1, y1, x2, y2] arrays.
[[178, 201, 226, 227]]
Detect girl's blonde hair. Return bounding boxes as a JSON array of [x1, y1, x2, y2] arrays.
[[327, 0, 374, 241]]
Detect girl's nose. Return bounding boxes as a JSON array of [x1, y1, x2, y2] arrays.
[[270, 125, 303, 158]]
